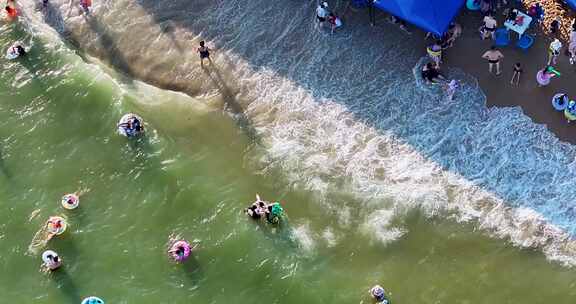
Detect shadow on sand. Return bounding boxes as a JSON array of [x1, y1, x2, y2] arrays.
[[202, 65, 259, 143]]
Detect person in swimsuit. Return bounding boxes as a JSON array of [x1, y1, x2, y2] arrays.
[[481, 14, 497, 40], [245, 205, 261, 220], [421, 62, 446, 83], [510, 63, 522, 86], [482, 46, 504, 75], [197, 41, 211, 67], [80, 0, 91, 14], [316, 2, 328, 26], [5, 0, 17, 19], [42, 251, 62, 271]]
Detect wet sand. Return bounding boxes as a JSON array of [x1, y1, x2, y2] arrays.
[[445, 10, 576, 143]]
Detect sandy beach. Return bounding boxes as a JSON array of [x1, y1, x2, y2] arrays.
[[445, 9, 576, 144]]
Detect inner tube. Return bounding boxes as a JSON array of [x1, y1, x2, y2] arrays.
[[466, 0, 480, 10], [117, 113, 144, 138], [170, 240, 192, 262], [370, 285, 389, 303], [5, 46, 19, 60], [565, 100, 576, 121], [536, 70, 551, 86], [41, 250, 61, 270], [47, 216, 67, 235], [61, 194, 80, 210], [552, 93, 569, 111], [427, 46, 441, 58], [81, 297, 104, 304]]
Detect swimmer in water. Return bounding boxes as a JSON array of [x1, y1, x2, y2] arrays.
[[42, 250, 62, 271], [197, 41, 212, 67], [15, 45, 26, 56], [80, 0, 91, 14], [370, 285, 389, 303], [5, 0, 17, 20], [245, 195, 270, 220], [28, 217, 66, 254], [47, 218, 63, 235]]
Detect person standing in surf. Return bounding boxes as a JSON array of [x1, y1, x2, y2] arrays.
[[316, 1, 329, 27], [197, 41, 212, 67]]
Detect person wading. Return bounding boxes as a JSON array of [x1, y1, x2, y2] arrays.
[[197, 41, 212, 67]]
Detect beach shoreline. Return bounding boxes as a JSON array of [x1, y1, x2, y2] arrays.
[[446, 9, 576, 144]]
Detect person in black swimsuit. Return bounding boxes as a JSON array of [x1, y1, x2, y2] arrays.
[[245, 204, 262, 220], [421, 62, 446, 83], [197, 41, 211, 67]]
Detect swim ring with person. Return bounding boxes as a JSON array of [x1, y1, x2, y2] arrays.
[[168, 240, 192, 263], [61, 193, 80, 210], [117, 113, 144, 137], [81, 296, 104, 304], [5, 44, 26, 60], [46, 216, 67, 236]]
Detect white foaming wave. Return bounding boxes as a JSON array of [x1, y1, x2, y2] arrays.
[[322, 227, 338, 248], [291, 223, 316, 253], [239, 63, 576, 266], [361, 209, 406, 245]]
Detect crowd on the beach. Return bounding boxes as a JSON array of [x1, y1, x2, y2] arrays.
[[417, 0, 576, 117]]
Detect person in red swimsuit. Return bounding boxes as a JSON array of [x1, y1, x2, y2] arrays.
[[5, 0, 17, 19]]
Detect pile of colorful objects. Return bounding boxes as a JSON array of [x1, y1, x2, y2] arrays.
[[551, 93, 576, 122], [522, 0, 574, 41]]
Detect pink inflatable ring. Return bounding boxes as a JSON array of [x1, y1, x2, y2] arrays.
[[169, 241, 192, 262]]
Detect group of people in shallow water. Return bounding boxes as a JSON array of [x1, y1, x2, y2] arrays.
[[315, 1, 343, 34], [27, 113, 149, 303], [244, 194, 284, 225], [421, 61, 459, 100], [4, 0, 92, 21]]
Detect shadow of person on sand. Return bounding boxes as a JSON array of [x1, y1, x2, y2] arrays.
[[202, 65, 260, 144], [51, 269, 82, 303], [81, 15, 135, 85], [39, 1, 70, 41]]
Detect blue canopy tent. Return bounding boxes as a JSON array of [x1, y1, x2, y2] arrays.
[[566, 0, 576, 10], [373, 0, 465, 35]]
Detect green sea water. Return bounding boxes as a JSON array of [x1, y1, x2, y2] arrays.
[[1, 18, 576, 304]]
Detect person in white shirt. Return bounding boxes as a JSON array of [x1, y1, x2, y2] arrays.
[[548, 38, 562, 65], [316, 2, 329, 25]]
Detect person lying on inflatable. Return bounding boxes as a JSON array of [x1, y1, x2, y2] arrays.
[[6, 45, 26, 60]]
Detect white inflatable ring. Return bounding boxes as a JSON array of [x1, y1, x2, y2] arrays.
[[5, 47, 19, 60], [81, 297, 105, 304], [61, 194, 80, 210]]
